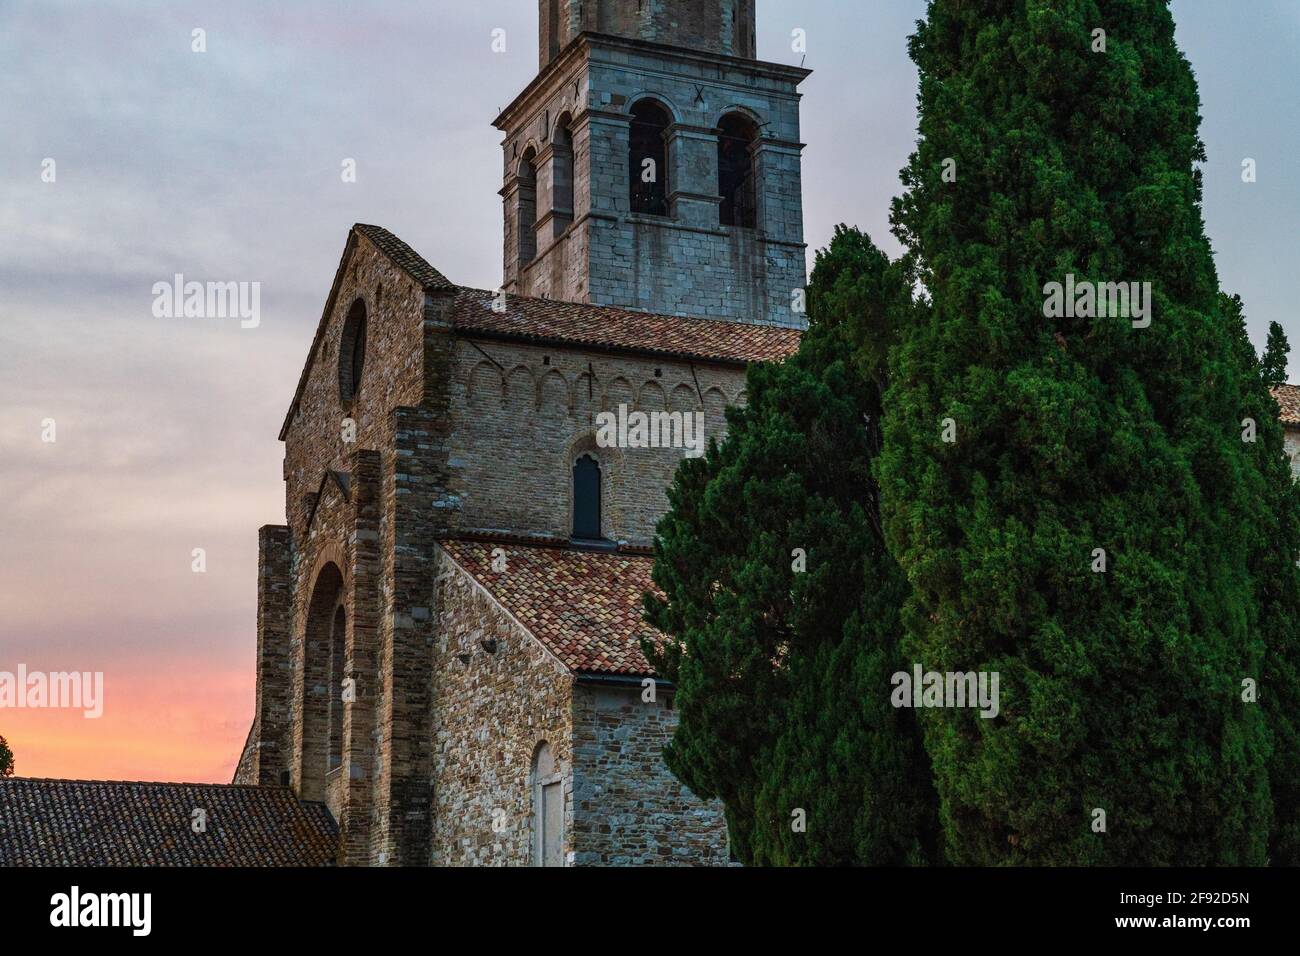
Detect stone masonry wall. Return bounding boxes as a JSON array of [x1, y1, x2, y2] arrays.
[[541, 0, 757, 66], [501, 35, 809, 328], [428, 547, 575, 865], [1284, 425, 1300, 482], [250, 524, 293, 786], [281, 232, 427, 546], [572, 682, 730, 865], [447, 337, 746, 544]]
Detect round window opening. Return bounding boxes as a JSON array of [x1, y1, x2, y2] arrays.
[[339, 299, 367, 403]]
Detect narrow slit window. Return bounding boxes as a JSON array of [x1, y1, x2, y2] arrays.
[[572, 454, 602, 539]]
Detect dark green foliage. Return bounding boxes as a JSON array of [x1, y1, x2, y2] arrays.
[[1261, 320, 1291, 388], [644, 227, 940, 865], [877, 0, 1282, 864], [1223, 294, 1300, 864], [0, 735, 13, 777]]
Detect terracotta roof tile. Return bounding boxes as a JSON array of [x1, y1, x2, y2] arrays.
[[1272, 384, 1300, 426], [353, 223, 455, 291], [449, 287, 802, 365], [439, 539, 663, 675], [0, 778, 337, 866]]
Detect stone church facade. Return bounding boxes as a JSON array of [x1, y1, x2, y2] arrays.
[[233, 0, 807, 866]]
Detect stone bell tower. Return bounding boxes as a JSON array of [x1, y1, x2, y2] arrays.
[[495, 0, 811, 328]]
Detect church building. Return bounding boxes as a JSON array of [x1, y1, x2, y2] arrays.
[[230, 0, 808, 866]]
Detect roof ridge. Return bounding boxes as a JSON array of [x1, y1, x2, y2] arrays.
[[352, 223, 455, 291], [439, 530, 653, 556]]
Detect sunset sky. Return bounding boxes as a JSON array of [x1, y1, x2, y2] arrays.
[[2, 0, 1297, 783]]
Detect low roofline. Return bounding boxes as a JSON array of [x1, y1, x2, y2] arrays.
[[455, 324, 752, 368], [0, 775, 294, 791]]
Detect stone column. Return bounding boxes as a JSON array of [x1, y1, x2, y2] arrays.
[[339, 450, 381, 865], [253, 525, 293, 786], [667, 123, 722, 228]]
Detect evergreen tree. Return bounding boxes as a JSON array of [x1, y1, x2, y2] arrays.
[[1223, 294, 1300, 864], [1261, 320, 1291, 387], [644, 227, 940, 865], [0, 735, 13, 777], [878, 0, 1275, 864]]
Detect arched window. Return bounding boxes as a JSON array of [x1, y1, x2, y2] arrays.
[[552, 117, 575, 235], [338, 299, 367, 403], [572, 454, 602, 539], [327, 604, 346, 771], [300, 562, 344, 802], [718, 112, 759, 228], [517, 148, 538, 265], [629, 100, 670, 216], [532, 743, 564, 867]]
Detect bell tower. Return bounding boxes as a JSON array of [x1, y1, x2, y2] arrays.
[[495, 0, 810, 328]]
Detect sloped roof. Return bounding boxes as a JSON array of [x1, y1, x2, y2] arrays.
[[353, 223, 456, 292], [439, 538, 663, 675], [1271, 384, 1300, 426], [449, 288, 801, 365], [0, 778, 337, 866], [280, 224, 801, 439]]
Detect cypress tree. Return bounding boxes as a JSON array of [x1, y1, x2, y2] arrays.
[[1223, 293, 1300, 864], [644, 227, 940, 865], [878, 0, 1277, 864], [1261, 320, 1291, 388]]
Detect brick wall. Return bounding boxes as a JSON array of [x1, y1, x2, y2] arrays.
[[572, 682, 730, 865], [447, 337, 745, 544]]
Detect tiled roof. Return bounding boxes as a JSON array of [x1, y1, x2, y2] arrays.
[[353, 223, 456, 291], [1272, 384, 1300, 426], [449, 287, 802, 365], [439, 539, 662, 675], [0, 778, 337, 866], [280, 225, 799, 438]]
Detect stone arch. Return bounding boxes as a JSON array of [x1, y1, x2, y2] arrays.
[[564, 430, 626, 541], [517, 145, 539, 265], [604, 375, 634, 413], [338, 297, 368, 405], [516, 138, 543, 172], [628, 98, 673, 216], [551, 112, 576, 234], [531, 741, 564, 867], [539, 368, 571, 420], [505, 365, 537, 409], [717, 110, 760, 228], [637, 380, 666, 411], [623, 92, 683, 125], [467, 360, 504, 408], [670, 383, 700, 412], [300, 560, 345, 803], [711, 103, 764, 130]]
